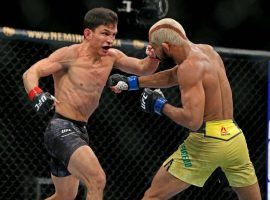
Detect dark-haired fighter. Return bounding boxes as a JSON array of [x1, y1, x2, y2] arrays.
[[23, 7, 159, 200]]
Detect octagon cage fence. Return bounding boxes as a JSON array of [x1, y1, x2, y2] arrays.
[[0, 27, 269, 200]]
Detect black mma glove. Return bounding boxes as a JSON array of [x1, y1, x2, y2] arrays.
[[107, 74, 139, 91], [140, 88, 167, 115], [28, 86, 55, 114]]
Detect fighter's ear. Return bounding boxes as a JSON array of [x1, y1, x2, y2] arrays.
[[84, 28, 93, 39], [161, 42, 170, 54]]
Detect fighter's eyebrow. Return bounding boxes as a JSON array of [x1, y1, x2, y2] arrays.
[[103, 28, 117, 35]]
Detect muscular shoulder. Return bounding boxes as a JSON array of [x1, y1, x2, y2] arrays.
[[197, 43, 214, 51], [186, 44, 217, 69], [178, 57, 205, 87], [49, 44, 78, 62], [107, 48, 126, 60]]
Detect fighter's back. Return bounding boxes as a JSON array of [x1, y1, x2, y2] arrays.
[[191, 44, 233, 122]]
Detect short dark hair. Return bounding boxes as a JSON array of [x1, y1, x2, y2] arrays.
[[83, 7, 118, 30]]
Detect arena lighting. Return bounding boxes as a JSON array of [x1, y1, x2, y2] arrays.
[[118, 0, 169, 26]]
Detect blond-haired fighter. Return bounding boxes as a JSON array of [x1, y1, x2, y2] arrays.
[[108, 18, 261, 200], [23, 7, 160, 200]]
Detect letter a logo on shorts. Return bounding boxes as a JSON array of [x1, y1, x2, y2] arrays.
[[220, 126, 229, 136]]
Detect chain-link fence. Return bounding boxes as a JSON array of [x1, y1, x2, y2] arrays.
[[0, 35, 268, 200]]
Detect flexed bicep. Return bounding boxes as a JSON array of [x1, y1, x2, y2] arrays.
[[23, 58, 63, 91], [158, 61, 205, 130], [35, 58, 63, 77], [177, 62, 205, 129], [180, 81, 205, 127], [22, 47, 69, 114], [37, 47, 69, 77], [23, 47, 68, 92]]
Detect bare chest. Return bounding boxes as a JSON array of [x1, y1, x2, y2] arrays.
[[67, 60, 113, 92]]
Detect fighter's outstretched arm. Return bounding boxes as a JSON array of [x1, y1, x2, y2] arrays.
[[112, 46, 160, 76], [138, 66, 179, 88], [107, 66, 178, 93]]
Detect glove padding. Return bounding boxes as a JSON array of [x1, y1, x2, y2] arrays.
[[140, 88, 167, 115], [107, 74, 139, 92], [32, 92, 55, 114]]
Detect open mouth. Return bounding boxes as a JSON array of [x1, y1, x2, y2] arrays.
[[102, 46, 111, 50]]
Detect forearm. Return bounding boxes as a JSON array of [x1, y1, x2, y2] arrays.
[[115, 56, 159, 76], [138, 67, 178, 88], [139, 57, 160, 75], [108, 65, 178, 92], [163, 104, 202, 131], [22, 58, 61, 92], [23, 69, 40, 93]]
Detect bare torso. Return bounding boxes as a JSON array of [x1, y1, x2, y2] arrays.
[[54, 44, 115, 122], [179, 44, 233, 122]]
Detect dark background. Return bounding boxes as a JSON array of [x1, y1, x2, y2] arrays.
[[0, 0, 268, 199], [0, 39, 267, 199], [0, 0, 269, 51]]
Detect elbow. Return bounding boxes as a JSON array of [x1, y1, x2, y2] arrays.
[[23, 69, 38, 87], [23, 70, 34, 82], [22, 71, 29, 82], [187, 119, 203, 131], [188, 122, 202, 131], [144, 66, 157, 75], [138, 68, 154, 76], [23, 68, 40, 81], [170, 72, 178, 86], [174, 116, 203, 131], [139, 64, 158, 76]]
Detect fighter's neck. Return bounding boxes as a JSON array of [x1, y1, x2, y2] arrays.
[[172, 42, 193, 64], [78, 42, 102, 62]]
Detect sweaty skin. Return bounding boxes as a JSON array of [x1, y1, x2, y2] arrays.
[[175, 44, 233, 124], [23, 8, 161, 200], [23, 24, 159, 122], [138, 43, 233, 130], [50, 46, 117, 121], [139, 18, 261, 200]]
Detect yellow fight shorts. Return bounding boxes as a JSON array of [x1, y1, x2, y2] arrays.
[[163, 119, 258, 187]]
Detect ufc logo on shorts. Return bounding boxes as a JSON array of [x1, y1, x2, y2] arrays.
[[141, 93, 148, 110], [34, 95, 47, 111], [61, 129, 72, 133]]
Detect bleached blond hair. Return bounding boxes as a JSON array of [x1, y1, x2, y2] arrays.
[[149, 18, 187, 46]]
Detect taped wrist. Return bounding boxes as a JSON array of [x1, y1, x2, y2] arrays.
[[154, 98, 167, 115], [28, 86, 43, 101], [127, 76, 139, 90]]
